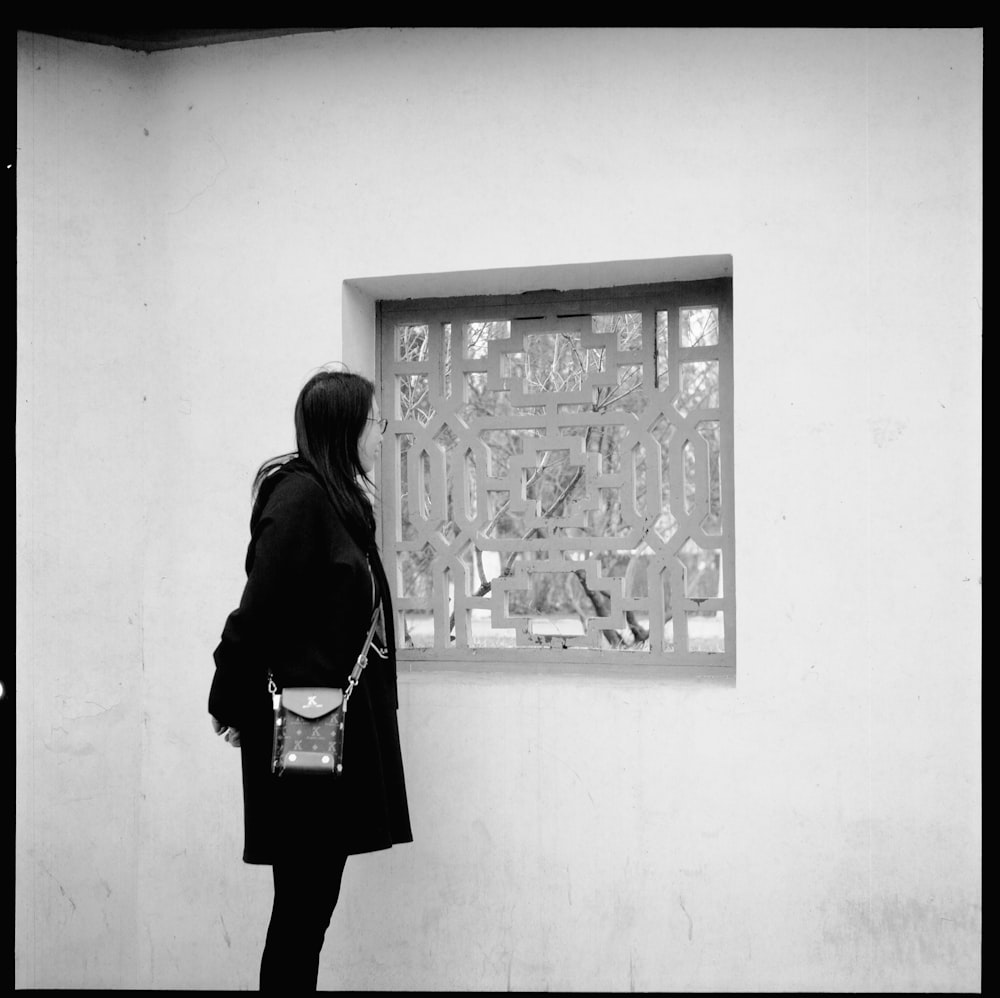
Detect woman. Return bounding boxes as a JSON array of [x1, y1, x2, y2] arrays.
[[208, 368, 411, 991]]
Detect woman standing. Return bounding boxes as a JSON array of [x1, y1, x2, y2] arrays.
[[208, 368, 411, 991]]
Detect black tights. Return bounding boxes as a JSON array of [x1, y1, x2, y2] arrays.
[[259, 850, 350, 991]]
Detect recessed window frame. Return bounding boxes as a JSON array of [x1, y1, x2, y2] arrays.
[[343, 256, 736, 681]]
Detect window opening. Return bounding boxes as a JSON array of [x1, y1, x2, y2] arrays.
[[377, 279, 734, 667]]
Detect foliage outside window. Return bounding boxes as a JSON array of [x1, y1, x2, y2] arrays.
[[377, 279, 734, 667]]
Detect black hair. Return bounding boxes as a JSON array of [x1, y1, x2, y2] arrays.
[[253, 368, 377, 544]]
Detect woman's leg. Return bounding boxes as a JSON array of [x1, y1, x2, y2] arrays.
[[259, 850, 350, 991]]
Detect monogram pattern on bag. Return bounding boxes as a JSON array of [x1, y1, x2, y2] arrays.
[[271, 702, 345, 775]]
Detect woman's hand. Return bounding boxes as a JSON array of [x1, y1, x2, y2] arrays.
[[211, 716, 242, 747]]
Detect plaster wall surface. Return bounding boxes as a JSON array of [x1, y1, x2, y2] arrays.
[[16, 28, 981, 991]]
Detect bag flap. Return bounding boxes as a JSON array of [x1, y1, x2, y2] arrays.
[[280, 687, 343, 719]]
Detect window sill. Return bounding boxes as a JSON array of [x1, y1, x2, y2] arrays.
[[396, 658, 735, 687]]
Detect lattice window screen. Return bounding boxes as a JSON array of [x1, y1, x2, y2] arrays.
[[377, 279, 734, 667]]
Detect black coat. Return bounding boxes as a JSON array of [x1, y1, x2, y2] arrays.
[[209, 458, 412, 863]]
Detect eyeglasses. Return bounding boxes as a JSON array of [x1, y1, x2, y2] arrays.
[[367, 417, 388, 434]]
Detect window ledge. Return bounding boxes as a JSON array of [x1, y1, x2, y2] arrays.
[[397, 659, 735, 688]]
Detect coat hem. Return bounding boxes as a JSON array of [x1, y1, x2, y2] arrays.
[[243, 836, 413, 866]]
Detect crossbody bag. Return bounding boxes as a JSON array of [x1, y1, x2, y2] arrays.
[[268, 558, 387, 776]]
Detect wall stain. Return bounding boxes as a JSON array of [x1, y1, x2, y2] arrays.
[[39, 863, 77, 914], [678, 895, 693, 941], [870, 417, 906, 447], [818, 893, 981, 975]]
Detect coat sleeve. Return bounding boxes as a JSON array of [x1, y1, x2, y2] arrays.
[[208, 475, 354, 728]]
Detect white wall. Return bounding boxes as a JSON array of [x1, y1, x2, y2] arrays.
[[16, 28, 981, 991]]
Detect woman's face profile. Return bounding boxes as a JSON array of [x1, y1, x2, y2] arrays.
[[358, 397, 383, 475]]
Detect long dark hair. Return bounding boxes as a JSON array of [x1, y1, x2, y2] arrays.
[[253, 369, 378, 543]]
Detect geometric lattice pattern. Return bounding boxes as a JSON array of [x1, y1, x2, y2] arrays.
[[377, 279, 735, 666]]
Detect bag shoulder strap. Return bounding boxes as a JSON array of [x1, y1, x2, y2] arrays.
[[343, 553, 389, 706]]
